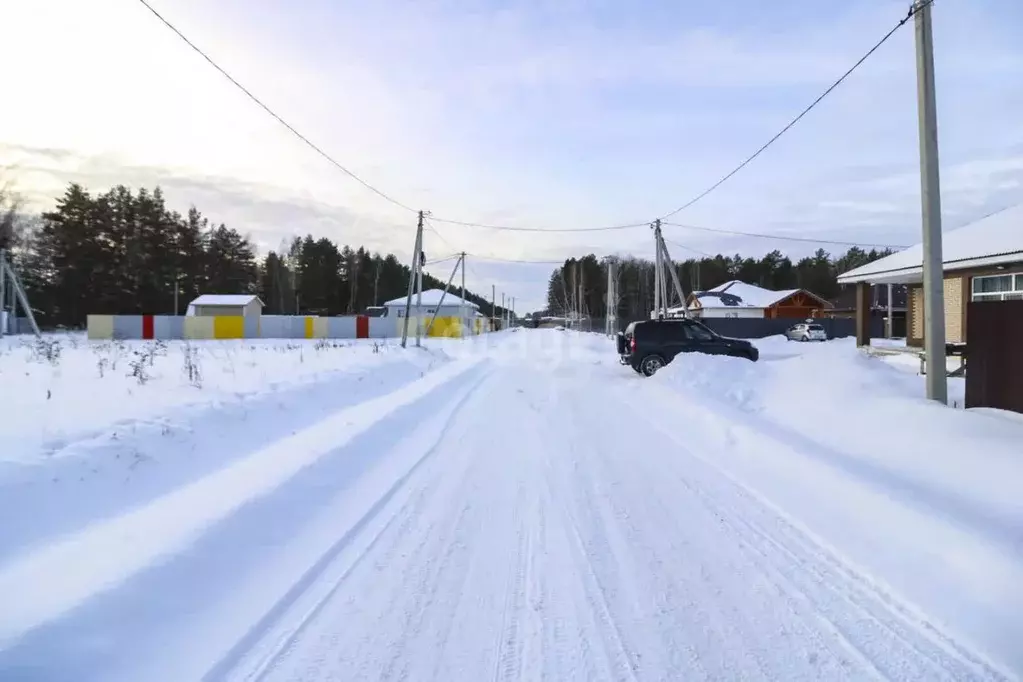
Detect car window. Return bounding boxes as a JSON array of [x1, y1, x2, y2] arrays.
[[662, 323, 691, 341], [685, 323, 715, 341], [808, 324, 824, 331]]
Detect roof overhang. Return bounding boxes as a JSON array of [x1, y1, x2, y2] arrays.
[[837, 251, 1023, 285]]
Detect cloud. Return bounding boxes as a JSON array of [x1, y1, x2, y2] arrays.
[[2, 0, 1021, 312]]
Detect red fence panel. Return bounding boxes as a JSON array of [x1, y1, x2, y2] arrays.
[[142, 315, 154, 340], [356, 315, 369, 339]]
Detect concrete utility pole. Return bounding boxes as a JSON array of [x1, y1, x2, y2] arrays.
[[501, 292, 505, 329], [652, 227, 661, 319], [415, 249, 424, 347], [914, 0, 947, 403], [401, 210, 425, 348], [606, 259, 614, 336], [0, 249, 6, 337], [426, 253, 463, 335], [491, 284, 496, 332], [887, 283, 894, 339], [657, 230, 688, 316], [0, 250, 41, 337], [460, 252, 466, 334]]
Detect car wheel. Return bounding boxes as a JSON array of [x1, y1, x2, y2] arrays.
[[641, 355, 665, 377], [801, 335, 809, 342]]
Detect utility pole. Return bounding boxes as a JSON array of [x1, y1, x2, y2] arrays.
[[401, 210, 425, 348], [887, 283, 894, 339], [415, 249, 424, 346], [173, 271, 180, 316], [652, 221, 662, 318], [426, 254, 464, 334], [578, 268, 584, 329], [460, 251, 466, 334], [0, 250, 40, 337], [0, 249, 6, 337], [491, 284, 496, 332], [606, 259, 614, 336], [658, 231, 688, 316], [501, 292, 505, 330], [373, 259, 381, 306], [914, 0, 947, 403]]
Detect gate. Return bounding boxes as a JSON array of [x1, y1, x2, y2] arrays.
[[965, 300, 1023, 414]]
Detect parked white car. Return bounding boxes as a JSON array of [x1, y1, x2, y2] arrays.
[[785, 322, 828, 342]]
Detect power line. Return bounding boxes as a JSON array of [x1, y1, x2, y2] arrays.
[[135, 0, 418, 214], [662, 221, 908, 249], [139, 0, 932, 246], [424, 254, 459, 266], [466, 253, 567, 265], [658, 1, 931, 221], [423, 220, 459, 253], [430, 216, 649, 233], [662, 238, 714, 259]]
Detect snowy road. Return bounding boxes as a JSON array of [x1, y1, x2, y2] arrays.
[[0, 332, 1019, 681]]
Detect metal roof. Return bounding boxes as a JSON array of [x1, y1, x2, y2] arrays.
[[189, 294, 263, 306], [837, 203, 1023, 284]]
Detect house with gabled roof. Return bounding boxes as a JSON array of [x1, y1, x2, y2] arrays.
[[685, 280, 831, 319], [837, 203, 1023, 347]]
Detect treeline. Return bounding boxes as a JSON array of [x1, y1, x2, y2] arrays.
[[7, 183, 506, 327], [545, 247, 893, 321]]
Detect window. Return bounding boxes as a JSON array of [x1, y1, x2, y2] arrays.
[[808, 324, 824, 331], [685, 323, 715, 341], [972, 272, 1023, 301], [397, 309, 405, 318]]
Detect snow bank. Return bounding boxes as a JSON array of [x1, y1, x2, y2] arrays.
[[654, 339, 1023, 524], [644, 339, 1023, 671], [0, 334, 450, 465]]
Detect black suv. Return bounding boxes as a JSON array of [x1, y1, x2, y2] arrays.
[[616, 318, 759, 376]]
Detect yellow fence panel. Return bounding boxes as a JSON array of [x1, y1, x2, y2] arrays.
[[304, 316, 314, 339], [183, 316, 215, 340], [427, 316, 464, 338], [213, 316, 244, 339], [87, 315, 114, 340], [313, 317, 329, 338]]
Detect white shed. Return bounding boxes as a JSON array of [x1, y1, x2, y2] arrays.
[[187, 294, 264, 317], [381, 289, 479, 319]]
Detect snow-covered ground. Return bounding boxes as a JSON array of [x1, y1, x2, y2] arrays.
[[0, 330, 1020, 681]]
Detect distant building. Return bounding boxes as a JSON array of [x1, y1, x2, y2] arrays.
[[685, 280, 830, 319], [187, 294, 263, 318], [380, 289, 479, 319]]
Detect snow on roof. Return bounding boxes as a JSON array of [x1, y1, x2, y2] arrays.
[[382, 289, 480, 309], [838, 203, 1023, 284], [699, 281, 800, 308], [189, 294, 263, 307]]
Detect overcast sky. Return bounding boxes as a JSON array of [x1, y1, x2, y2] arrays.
[[2, 0, 1021, 312]]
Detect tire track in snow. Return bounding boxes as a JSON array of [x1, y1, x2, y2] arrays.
[[0, 357, 486, 650], [630, 399, 1012, 682], [206, 364, 492, 682], [240, 366, 531, 682]]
